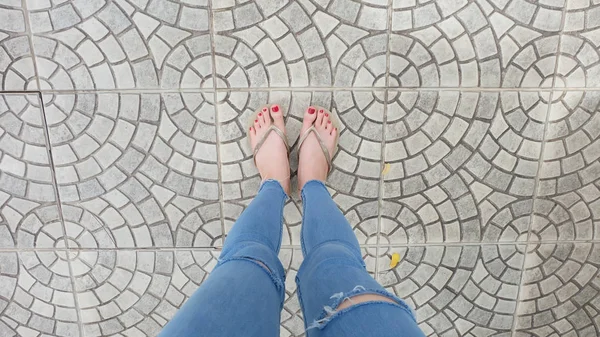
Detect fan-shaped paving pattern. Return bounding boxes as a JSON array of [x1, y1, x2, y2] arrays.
[[516, 243, 600, 337], [74, 250, 218, 336], [391, 1, 562, 87], [214, 1, 392, 88], [382, 90, 545, 242], [0, 252, 78, 336], [30, 1, 212, 89], [538, 91, 600, 196], [379, 245, 524, 337]]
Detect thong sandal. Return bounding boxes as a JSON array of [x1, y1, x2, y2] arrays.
[[296, 106, 340, 175], [248, 105, 290, 167]]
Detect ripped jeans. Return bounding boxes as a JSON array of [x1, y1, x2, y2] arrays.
[[158, 180, 425, 337]]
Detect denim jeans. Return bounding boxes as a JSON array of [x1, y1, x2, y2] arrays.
[[159, 180, 425, 337]]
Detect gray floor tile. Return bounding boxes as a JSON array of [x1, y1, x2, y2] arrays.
[[73, 249, 218, 336], [557, 1, 600, 87], [218, 90, 382, 245], [0, 94, 61, 249], [212, 1, 388, 88], [0, 251, 78, 336], [382, 90, 544, 243], [391, 0, 563, 87], [379, 244, 525, 337], [0, 2, 36, 90], [515, 242, 600, 337], [534, 90, 600, 241], [43, 93, 221, 248], [28, 1, 211, 90]]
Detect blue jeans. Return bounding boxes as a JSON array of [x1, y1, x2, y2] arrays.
[[159, 180, 425, 337]]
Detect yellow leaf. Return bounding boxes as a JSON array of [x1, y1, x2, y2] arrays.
[[382, 163, 390, 175], [390, 253, 401, 268]]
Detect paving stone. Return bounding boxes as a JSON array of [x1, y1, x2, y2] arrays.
[[379, 244, 525, 337], [0, 3, 36, 90], [382, 90, 545, 243], [45, 93, 221, 248], [516, 243, 600, 337]]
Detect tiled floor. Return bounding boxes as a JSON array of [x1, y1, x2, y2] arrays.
[[0, 0, 599, 336]]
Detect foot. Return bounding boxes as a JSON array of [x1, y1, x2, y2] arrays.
[[297, 106, 338, 191], [249, 104, 291, 195]]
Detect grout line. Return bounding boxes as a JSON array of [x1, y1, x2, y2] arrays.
[[374, 0, 396, 282], [6, 87, 600, 95], [35, 92, 84, 337], [510, 6, 570, 336], [21, 0, 41, 91], [207, 0, 226, 243]]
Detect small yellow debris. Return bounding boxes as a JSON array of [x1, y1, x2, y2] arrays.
[[382, 163, 390, 175], [390, 252, 401, 268]]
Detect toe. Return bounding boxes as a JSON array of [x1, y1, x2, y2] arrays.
[[303, 106, 317, 127], [263, 106, 272, 127], [316, 107, 325, 125], [317, 110, 330, 130], [254, 118, 261, 129], [271, 104, 285, 130], [331, 126, 337, 137]]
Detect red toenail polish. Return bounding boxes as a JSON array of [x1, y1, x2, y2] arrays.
[[319, 109, 324, 113], [328, 121, 331, 124], [308, 107, 315, 114], [325, 113, 329, 117], [258, 113, 262, 117], [263, 107, 267, 112], [272, 105, 279, 112], [255, 119, 258, 122]]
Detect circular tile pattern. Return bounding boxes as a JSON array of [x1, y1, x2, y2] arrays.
[[518, 243, 600, 336], [380, 245, 524, 336]]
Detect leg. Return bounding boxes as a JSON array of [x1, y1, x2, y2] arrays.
[[159, 181, 287, 337], [296, 107, 425, 337], [160, 104, 290, 336], [297, 181, 424, 337]]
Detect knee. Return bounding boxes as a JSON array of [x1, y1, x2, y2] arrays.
[[335, 294, 397, 310]]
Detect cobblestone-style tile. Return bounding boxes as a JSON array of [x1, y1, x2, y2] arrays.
[[557, 1, 600, 87], [213, 1, 388, 87], [0, 94, 61, 249], [219, 90, 382, 245], [72, 249, 218, 336], [28, 0, 212, 89], [391, 0, 562, 87], [0, 2, 37, 90], [44, 93, 222, 248], [515, 243, 600, 337], [534, 90, 600, 241], [382, 90, 545, 243], [279, 248, 375, 337], [379, 244, 525, 337], [0, 252, 78, 336]]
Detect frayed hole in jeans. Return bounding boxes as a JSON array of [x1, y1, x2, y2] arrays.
[[306, 285, 405, 332]]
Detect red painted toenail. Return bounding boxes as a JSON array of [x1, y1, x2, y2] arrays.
[[255, 119, 258, 122], [319, 109, 324, 113], [308, 107, 315, 114], [272, 105, 279, 112], [328, 120, 331, 124], [258, 113, 262, 116], [325, 113, 329, 117], [263, 107, 267, 112]]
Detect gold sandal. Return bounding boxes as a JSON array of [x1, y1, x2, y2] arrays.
[[248, 105, 290, 167]]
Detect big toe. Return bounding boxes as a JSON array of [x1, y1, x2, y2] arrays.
[[302, 106, 317, 129], [271, 104, 285, 130]]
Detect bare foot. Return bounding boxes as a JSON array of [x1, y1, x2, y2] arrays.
[[297, 106, 338, 191], [249, 104, 290, 195]]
